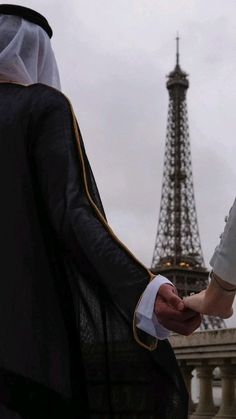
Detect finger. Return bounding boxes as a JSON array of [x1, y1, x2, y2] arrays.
[[158, 284, 185, 311], [161, 313, 202, 335], [158, 308, 201, 324], [183, 291, 206, 312], [167, 292, 185, 311], [155, 297, 201, 322], [177, 314, 202, 335]]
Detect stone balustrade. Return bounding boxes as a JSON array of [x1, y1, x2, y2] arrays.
[[169, 328, 236, 419]]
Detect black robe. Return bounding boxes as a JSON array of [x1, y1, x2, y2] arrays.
[[0, 83, 188, 419]]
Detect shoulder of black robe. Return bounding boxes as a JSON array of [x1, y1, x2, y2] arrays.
[[0, 83, 188, 418]]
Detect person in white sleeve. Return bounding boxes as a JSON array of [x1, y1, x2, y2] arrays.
[[184, 198, 236, 318]]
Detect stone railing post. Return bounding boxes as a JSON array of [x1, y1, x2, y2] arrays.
[[179, 362, 195, 413], [214, 364, 236, 418], [190, 364, 215, 419], [170, 329, 236, 419]]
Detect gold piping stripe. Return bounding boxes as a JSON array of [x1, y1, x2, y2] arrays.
[[68, 101, 158, 351], [132, 292, 158, 351], [69, 103, 153, 277]]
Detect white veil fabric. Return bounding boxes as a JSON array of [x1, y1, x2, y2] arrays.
[[0, 14, 61, 89]]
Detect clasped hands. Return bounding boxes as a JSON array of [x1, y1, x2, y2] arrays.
[[155, 284, 202, 335]]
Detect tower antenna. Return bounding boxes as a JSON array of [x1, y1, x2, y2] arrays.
[[176, 32, 180, 65]]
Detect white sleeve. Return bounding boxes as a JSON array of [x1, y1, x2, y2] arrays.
[[210, 198, 236, 286], [135, 274, 173, 340]]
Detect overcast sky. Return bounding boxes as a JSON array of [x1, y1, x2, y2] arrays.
[[6, 0, 236, 325]]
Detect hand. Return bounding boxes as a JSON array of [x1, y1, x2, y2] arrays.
[[184, 273, 235, 319], [154, 284, 202, 335]]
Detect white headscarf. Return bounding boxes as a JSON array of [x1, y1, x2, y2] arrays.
[[0, 14, 61, 89]]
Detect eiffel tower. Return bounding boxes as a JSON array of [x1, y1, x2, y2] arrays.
[[151, 37, 225, 329]]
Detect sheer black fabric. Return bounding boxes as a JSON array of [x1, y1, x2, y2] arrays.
[[0, 403, 22, 419], [0, 83, 188, 418]]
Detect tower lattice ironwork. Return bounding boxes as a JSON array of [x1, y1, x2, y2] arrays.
[[151, 38, 225, 329]]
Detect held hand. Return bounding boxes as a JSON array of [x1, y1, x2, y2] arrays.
[[184, 273, 235, 319], [154, 284, 202, 335]]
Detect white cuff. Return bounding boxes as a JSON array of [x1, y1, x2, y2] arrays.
[[210, 198, 236, 286], [135, 274, 173, 340]]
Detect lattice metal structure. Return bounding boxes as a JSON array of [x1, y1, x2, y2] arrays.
[[151, 38, 225, 329]]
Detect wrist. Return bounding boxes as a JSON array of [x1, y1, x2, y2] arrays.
[[210, 271, 236, 293]]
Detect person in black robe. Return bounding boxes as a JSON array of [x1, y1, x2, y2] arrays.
[[0, 5, 201, 419]]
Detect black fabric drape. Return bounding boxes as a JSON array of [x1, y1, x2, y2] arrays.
[[0, 83, 188, 418]]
